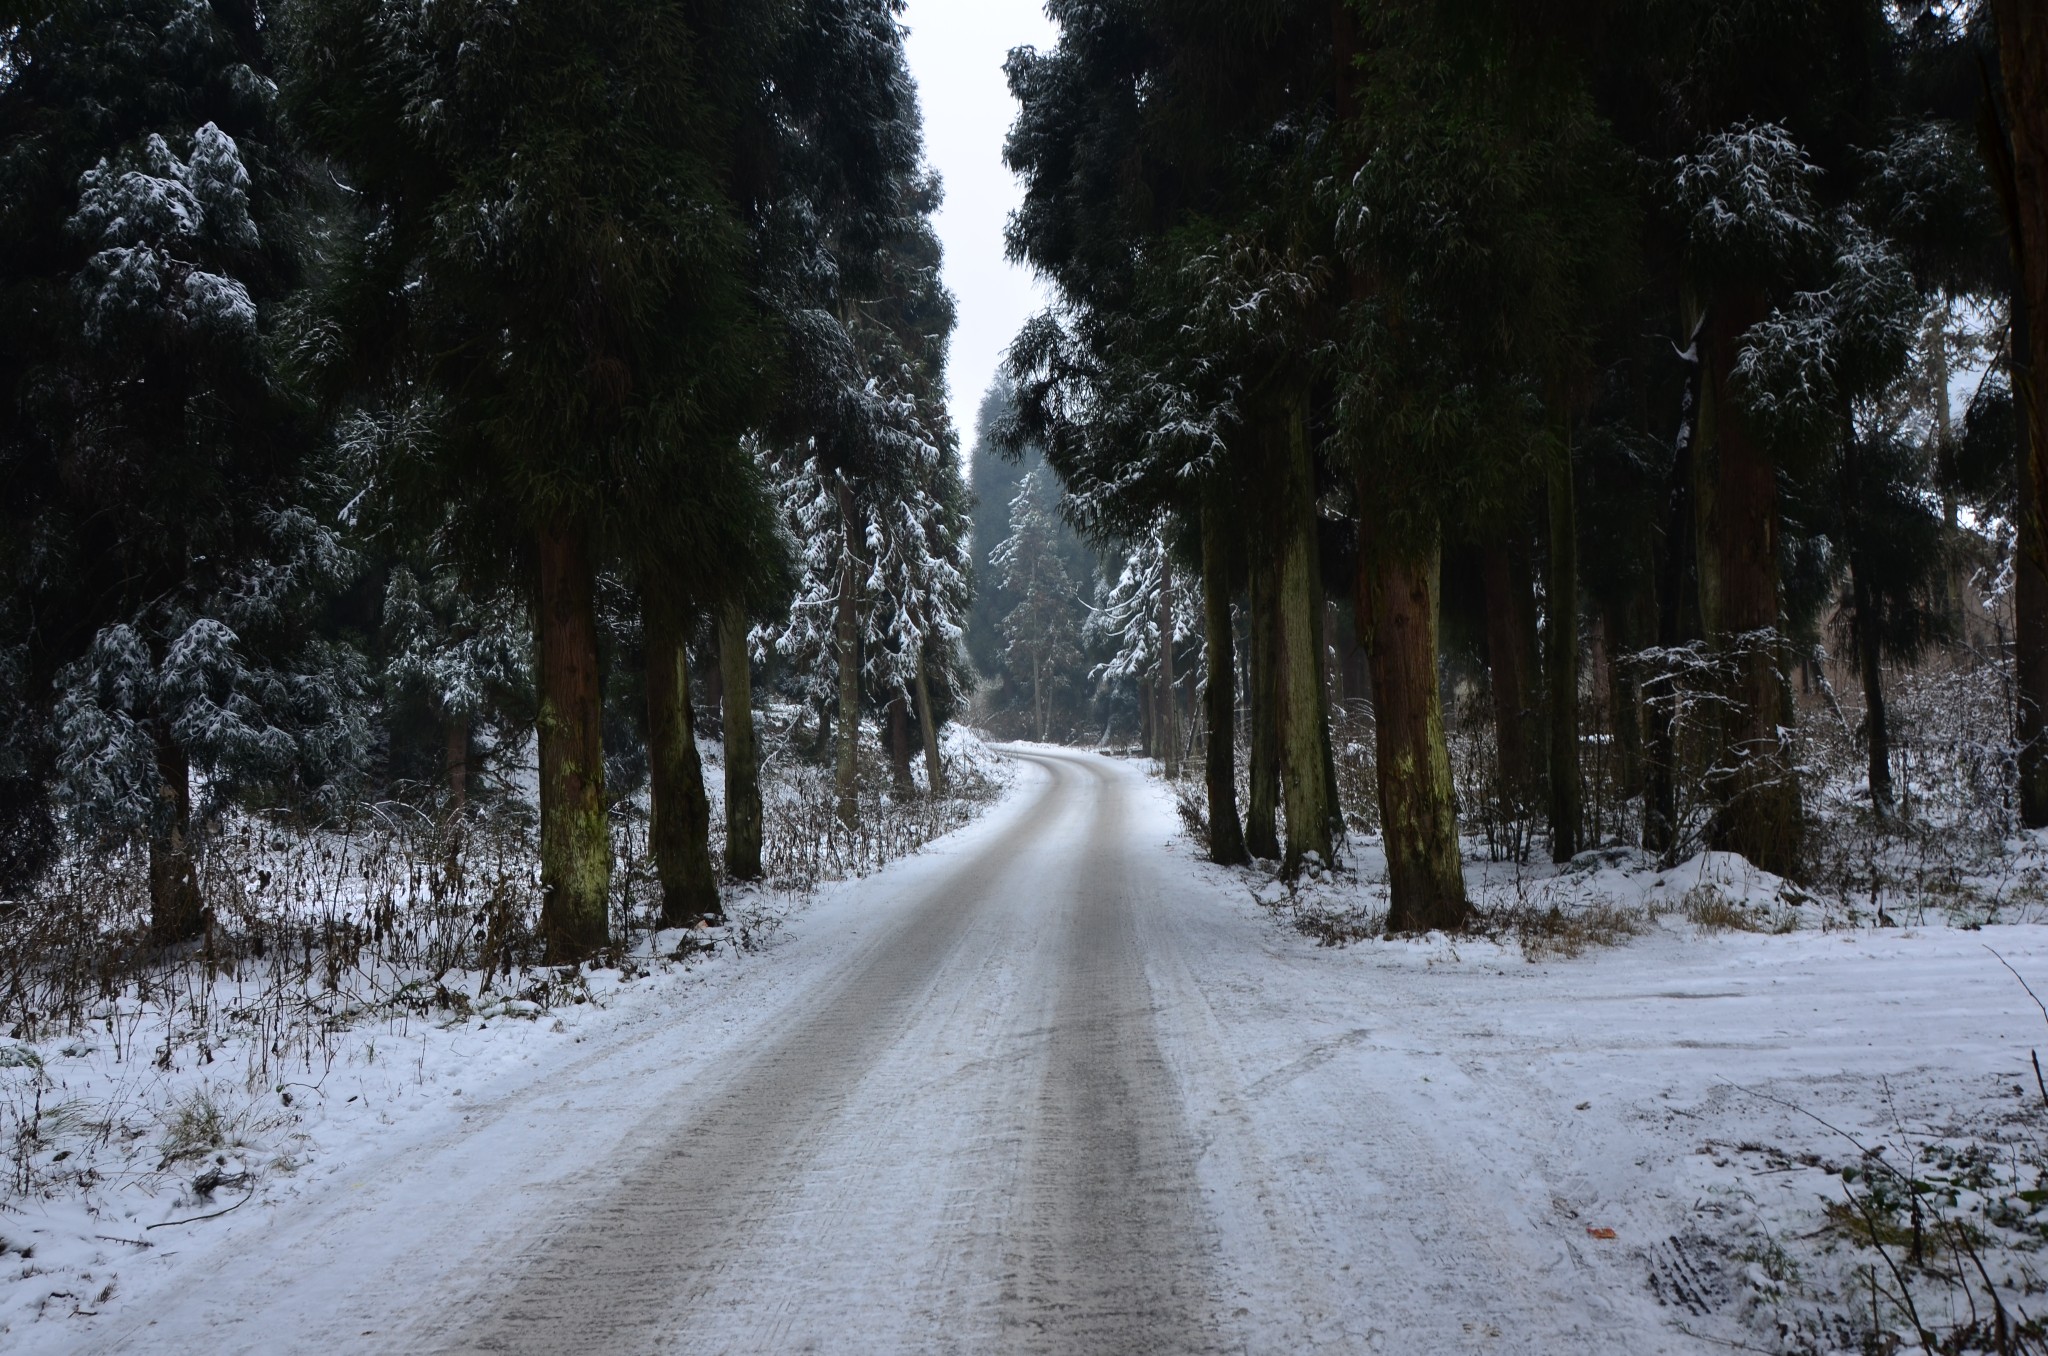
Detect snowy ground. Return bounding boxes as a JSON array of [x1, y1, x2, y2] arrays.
[[5, 748, 2047, 1352]]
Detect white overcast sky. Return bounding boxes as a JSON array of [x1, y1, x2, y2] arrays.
[[900, 0, 1058, 458]]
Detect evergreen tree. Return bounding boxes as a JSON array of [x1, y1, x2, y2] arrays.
[[993, 470, 1084, 742], [0, 0, 337, 940]]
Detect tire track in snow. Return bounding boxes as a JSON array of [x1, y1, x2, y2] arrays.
[[996, 751, 1228, 1355]]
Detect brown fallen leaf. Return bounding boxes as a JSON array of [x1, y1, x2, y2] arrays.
[[1586, 1227, 1617, 1240]]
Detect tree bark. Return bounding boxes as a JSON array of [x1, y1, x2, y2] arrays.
[[1356, 520, 1468, 932], [914, 652, 945, 796], [1247, 541, 1282, 860], [445, 717, 469, 812], [1545, 421, 1582, 861], [834, 477, 862, 828], [717, 600, 763, 881], [1158, 560, 1178, 777], [1276, 393, 1337, 871], [645, 596, 720, 926], [1985, 11, 2048, 825], [1480, 545, 1540, 817], [1202, 497, 1249, 864], [536, 523, 610, 961], [1696, 288, 1804, 876], [887, 693, 914, 794], [148, 728, 204, 946]]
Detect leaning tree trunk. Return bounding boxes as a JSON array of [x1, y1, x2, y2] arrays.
[[645, 596, 720, 926], [148, 728, 205, 946], [834, 478, 862, 828], [1696, 288, 1804, 876], [913, 651, 945, 796], [1202, 497, 1249, 865], [1545, 419, 1582, 862], [718, 600, 763, 881], [1357, 520, 1468, 932], [1247, 538, 1283, 860], [1275, 394, 1337, 872], [1480, 544, 1540, 821], [536, 523, 610, 961], [1985, 17, 2048, 825]]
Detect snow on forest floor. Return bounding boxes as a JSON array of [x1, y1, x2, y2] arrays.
[[1187, 795, 2048, 1353], [0, 731, 1012, 1344], [8, 742, 2048, 1353]]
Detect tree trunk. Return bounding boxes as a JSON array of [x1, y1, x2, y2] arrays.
[[1647, 333, 1704, 859], [148, 728, 204, 946], [1202, 497, 1249, 865], [1696, 288, 1804, 876], [445, 717, 469, 812], [1356, 521, 1468, 932], [914, 653, 945, 797], [1158, 561, 1178, 777], [1985, 15, 2048, 825], [1851, 566, 1894, 817], [1247, 539, 1282, 860], [717, 600, 763, 881], [536, 523, 610, 961], [1480, 545, 1539, 817], [1545, 420, 1582, 861], [834, 477, 862, 828], [1276, 393, 1337, 871], [645, 596, 720, 926], [887, 693, 914, 794]]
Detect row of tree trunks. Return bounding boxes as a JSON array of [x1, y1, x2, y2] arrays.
[[1355, 520, 1470, 932], [645, 595, 721, 926], [719, 601, 764, 881], [1695, 289, 1804, 877], [536, 523, 611, 962], [1202, 495, 1249, 865]]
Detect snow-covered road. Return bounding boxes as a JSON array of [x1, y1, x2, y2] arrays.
[[30, 746, 2048, 1353]]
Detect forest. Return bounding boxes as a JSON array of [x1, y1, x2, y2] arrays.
[[0, 0, 984, 998], [6, 1, 2048, 1352], [975, 0, 2048, 936]]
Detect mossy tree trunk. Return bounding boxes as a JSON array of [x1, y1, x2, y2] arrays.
[[1275, 393, 1336, 872], [445, 717, 469, 812], [718, 600, 763, 881], [1202, 497, 1249, 865], [645, 595, 720, 926], [148, 728, 205, 946], [537, 524, 610, 962], [914, 653, 945, 796], [1247, 535, 1282, 860], [1544, 419, 1582, 862], [887, 693, 914, 794], [1356, 515, 1468, 933], [1695, 289, 1804, 876]]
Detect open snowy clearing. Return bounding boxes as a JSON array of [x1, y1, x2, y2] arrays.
[[7, 746, 2048, 1353]]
